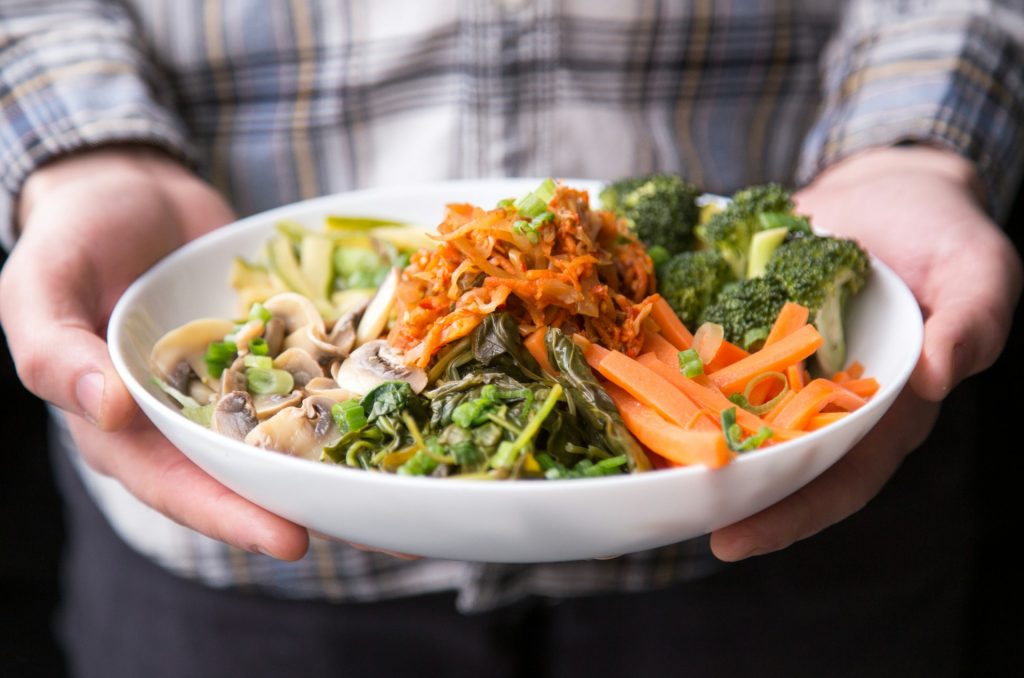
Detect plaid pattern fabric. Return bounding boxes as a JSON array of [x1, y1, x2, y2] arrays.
[[5, 1, 1024, 611]]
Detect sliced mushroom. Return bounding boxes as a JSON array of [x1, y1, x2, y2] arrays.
[[327, 301, 366, 355], [302, 395, 342, 443], [305, 376, 359, 402], [333, 339, 427, 396], [272, 347, 324, 388], [220, 356, 248, 394], [355, 267, 399, 346], [252, 391, 303, 419], [263, 317, 286, 357], [244, 405, 336, 461], [188, 380, 216, 405], [232, 318, 265, 350], [210, 391, 259, 441], [263, 292, 325, 335], [151, 318, 236, 388]]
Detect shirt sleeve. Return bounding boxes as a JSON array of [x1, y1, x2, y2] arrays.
[[0, 0, 195, 250], [797, 0, 1024, 218]]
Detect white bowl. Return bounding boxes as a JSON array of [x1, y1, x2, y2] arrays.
[[108, 179, 922, 563]]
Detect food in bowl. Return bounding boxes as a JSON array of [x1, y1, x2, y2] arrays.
[[149, 178, 879, 480]]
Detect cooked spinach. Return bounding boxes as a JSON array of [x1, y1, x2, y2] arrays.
[[323, 313, 648, 479]]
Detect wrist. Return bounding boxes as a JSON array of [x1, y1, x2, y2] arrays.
[[17, 144, 197, 229], [804, 146, 986, 208]]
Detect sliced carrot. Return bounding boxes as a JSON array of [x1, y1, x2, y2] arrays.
[[692, 322, 749, 373], [770, 378, 867, 430], [831, 361, 865, 383], [806, 412, 849, 431], [642, 331, 681, 368], [762, 390, 798, 424], [842, 377, 880, 398], [705, 339, 750, 373], [650, 296, 694, 350], [605, 383, 731, 469], [587, 349, 703, 427], [685, 409, 722, 432], [525, 327, 557, 376], [763, 301, 809, 347], [635, 352, 803, 442], [786, 363, 806, 392], [708, 324, 824, 396]]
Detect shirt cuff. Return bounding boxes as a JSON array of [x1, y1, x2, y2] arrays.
[[797, 10, 1024, 217], [0, 12, 195, 251]]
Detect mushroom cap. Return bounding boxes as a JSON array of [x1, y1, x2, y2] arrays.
[[263, 292, 325, 335], [333, 339, 427, 396], [151, 318, 236, 387], [244, 403, 338, 461], [210, 390, 259, 441], [272, 347, 325, 388]]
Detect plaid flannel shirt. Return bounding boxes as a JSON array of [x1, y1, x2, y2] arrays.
[[3, 0, 1023, 612]]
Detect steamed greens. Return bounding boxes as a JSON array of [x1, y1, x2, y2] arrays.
[[323, 314, 647, 479]]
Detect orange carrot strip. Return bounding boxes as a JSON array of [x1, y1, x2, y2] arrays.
[[806, 412, 849, 431], [763, 301, 809, 347], [770, 378, 867, 430], [704, 339, 750, 374], [525, 327, 556, 376], [762, 390, 798, 424], [650, 296, 694, 350], [846, 361, 865, 380], [786, 363, 806, 392], [841, 377, 879, 398], [580, 338, 610, 368], [685, 410, 722, 432], [605, 383, 731, 468], [588, 349, 703, 427], [636, 353, 803, 442], [708, 324, 824, 396], [642, 331, 682, 368]]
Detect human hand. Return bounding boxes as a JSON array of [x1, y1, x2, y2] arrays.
[[0, 146, 309, 560], [710, 146, 1022, 561]]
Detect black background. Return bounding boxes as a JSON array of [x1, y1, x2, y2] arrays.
[[0, 192, 1020, 677]]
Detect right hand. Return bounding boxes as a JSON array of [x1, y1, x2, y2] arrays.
[[0, 146, 309, 559]]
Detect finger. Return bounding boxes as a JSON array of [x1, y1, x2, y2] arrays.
[[912, 233, 1022, 400], [0, 244, 138, 431], [709, 392, 939, 561], [68, 414, 309, 560]]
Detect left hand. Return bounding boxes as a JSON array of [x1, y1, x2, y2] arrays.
[[710, 146, 1022, 561]]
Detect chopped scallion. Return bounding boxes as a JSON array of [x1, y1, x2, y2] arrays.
[[332, 400, 368, 433], [720, 406, 772, 452], [204, 341, 237, 379], [245, 367, 294, 395], [678, 348, 704, 378], [243, 354, 273, 370], [248, 337, 269, 356]]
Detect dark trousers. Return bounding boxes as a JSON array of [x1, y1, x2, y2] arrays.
[[54, 387, 979, 678]]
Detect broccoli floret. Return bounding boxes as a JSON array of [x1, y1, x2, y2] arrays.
[[600, 174, 701, 255], [765, 235, 870, 373], [700, 276, 789, 350], [657, 250, 735, 329], [695, 183, 812, 279]]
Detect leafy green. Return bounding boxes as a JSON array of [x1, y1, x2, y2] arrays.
[[545, 327, 652, 472]]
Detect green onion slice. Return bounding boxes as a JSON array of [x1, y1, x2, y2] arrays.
[[245, 367, 294, 395], [720, 406, 773, 452], [678, 348, 704, 378]]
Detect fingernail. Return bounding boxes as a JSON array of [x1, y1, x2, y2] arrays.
[[75, 372, 104, 424]]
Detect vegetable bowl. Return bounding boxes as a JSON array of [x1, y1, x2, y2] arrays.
[[107, 179, 922, 562]]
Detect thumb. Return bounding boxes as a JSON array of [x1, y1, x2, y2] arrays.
[[0, 242, 138, 431]]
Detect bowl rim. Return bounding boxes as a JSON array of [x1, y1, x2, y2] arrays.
[[107, 179, 923, 496]]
